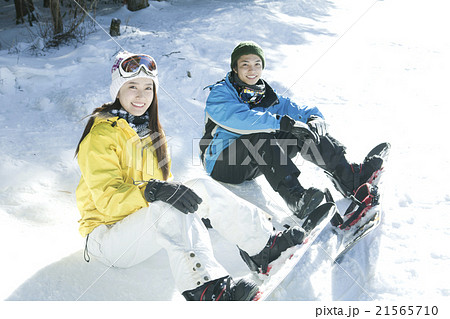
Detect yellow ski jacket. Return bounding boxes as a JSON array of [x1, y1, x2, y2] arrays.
[[76, 115, 172, 237]]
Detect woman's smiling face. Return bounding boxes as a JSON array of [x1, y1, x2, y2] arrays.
[[117, 77, 154, 116]]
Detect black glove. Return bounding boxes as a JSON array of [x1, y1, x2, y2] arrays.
[[307, 115, 328, 137], [280, 115, 319, 144], [144, 180, 203, 214]]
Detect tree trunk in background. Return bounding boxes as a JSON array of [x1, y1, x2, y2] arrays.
[[14, 0, 35, 24], [110, 18, 121, 37], [127, 0, 149, 12], [50, 0, 63, 34]]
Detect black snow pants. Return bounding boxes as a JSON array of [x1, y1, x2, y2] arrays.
[[210, 132, 346, 191]]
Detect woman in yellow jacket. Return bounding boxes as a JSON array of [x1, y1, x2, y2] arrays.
[[75, 51, 308, 301]]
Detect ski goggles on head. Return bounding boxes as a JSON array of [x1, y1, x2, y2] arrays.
[[119, 54, 157, 78]]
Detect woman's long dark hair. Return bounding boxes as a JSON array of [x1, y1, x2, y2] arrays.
[[75, 83, 170, 180]]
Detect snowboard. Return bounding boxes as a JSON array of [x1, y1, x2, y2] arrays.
[[333, 205, 382, 263], [332, 142, 390, 263], [252, 200, 337, 301]]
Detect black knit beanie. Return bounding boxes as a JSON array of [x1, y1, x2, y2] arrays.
[[230, 41, 265, 70]]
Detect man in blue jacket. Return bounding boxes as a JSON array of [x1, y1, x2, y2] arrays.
[[200, 41, 384, 219]]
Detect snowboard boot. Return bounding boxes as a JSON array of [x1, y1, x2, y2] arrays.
[[239, 226, 306, 274], [182, 275, 259, 301], [278, 175, 325, 219], [331, 143, 389, 197]]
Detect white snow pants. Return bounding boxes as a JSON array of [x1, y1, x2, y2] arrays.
[[87, 177, 273, 293]]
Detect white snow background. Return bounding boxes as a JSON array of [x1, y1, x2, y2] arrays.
[[1, 0, 450, 315]]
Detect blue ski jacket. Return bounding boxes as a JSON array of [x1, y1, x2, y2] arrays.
[[200, 72, 324, 174]]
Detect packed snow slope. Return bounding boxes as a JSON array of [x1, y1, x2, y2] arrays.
[[1, 0, 449, 302]]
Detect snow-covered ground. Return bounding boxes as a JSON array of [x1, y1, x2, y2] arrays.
[[1, 0, 450, 312]]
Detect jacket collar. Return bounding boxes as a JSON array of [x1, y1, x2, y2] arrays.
[[91, 114, 138, 138]]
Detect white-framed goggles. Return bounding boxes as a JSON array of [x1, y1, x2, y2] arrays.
[[119, 54, 158, 78]]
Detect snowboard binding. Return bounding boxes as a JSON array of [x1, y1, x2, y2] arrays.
[[240, 193, 336, 275], [338, 182, 379, 230]]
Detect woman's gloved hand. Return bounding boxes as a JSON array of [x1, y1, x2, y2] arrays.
[[144, 180, 203, 214]]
